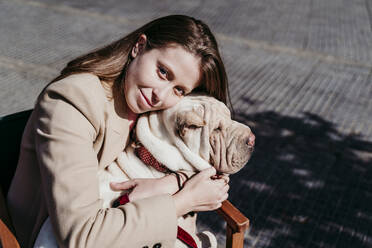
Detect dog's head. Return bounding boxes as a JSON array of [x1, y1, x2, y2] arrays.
[[160, 94, 254, 174]]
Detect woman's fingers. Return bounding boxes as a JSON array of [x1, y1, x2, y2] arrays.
[[110, 180, 137, 191], [211, 172, 229, 184], [221, 192, 229, 202], [194, 202, 223, 212], [198, 192, 228, 211], [197, 191, 228, 210], [212, 177, 229, 190], [219, 174, 229, 184], [199, 167, 217, 179], [220, 183, 229, 195]]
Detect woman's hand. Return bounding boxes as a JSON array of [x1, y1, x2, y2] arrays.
[[173, 167, 229, 217], [110, 174, 179, 202]]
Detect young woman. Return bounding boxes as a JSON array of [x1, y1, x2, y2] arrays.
[[7, 15, 254, 248]]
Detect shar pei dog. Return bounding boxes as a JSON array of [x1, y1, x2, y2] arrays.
[[34, 94, 254, 248]]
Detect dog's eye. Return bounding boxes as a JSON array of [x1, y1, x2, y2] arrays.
[[189, 124, 201, 129], [214, 127, 222, 132]]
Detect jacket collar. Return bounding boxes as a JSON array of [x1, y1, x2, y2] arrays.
[[98, 95, 131, 168]]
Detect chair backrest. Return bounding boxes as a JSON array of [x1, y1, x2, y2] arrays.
[[0, 110, 32, 196]]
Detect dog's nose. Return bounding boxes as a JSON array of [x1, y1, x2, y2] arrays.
[[246, 133, 255, 147]]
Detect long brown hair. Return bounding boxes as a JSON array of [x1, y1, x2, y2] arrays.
[[50, 15, 231, 107]]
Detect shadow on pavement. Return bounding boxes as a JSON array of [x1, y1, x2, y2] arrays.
[[199, 102, 372, 248]]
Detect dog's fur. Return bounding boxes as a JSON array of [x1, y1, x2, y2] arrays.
[[34, 94, 253, 248]]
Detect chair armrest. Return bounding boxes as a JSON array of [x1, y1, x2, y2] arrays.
[[216, 200, 250, 248], [0, 219, 20, 248], [217, 200, 249, 232], [0, 187, 13, 233], [0, 187, 19, 248]]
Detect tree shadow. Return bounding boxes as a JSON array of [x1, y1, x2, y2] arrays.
[[198, 109, 372, 248]]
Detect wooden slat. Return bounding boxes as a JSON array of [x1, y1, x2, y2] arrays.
[[226, 225, 245, 248], [0, 188, 13, 235], [217, 200, 250, 232], [0, 219, 19, 248]]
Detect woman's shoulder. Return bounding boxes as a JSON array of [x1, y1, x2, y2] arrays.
[[42, 73, 109, 103], [37, 73, 110, 120], [47, 73, 103, 94]]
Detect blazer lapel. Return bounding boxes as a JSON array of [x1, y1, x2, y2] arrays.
[[99, 101, 130, 168]]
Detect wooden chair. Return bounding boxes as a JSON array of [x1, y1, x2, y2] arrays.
[[0, 110, 249, 248]]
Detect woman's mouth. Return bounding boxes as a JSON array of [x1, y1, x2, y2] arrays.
[[140, 89, 153, 108]]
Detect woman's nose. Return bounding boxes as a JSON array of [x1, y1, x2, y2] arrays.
[[152, 85, 172, 105]]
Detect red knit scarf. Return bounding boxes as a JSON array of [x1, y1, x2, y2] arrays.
[[113, 144, 198, 248]]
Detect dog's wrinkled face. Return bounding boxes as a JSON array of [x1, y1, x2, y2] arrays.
[[165, 94, 254, 174]]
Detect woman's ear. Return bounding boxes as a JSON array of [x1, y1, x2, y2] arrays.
[[131, 34, 147, 58]]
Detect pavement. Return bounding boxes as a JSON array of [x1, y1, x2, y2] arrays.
[[1, 0, 371, 247]]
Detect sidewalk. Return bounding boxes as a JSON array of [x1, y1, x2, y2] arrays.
[[1, 0, 371, 247]]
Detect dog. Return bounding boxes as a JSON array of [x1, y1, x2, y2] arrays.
[[34, 94, 254, 248]]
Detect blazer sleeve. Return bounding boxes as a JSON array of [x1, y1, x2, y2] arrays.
[[34, 75, 178, 248]]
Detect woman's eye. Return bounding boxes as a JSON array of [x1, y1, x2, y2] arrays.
[[158, 66, 168, 77], [174, 87, 185, 96]]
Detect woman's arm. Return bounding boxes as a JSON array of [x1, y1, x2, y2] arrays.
[[111, 168, 229, 217]]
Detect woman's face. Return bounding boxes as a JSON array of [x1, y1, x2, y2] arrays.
[[124, 37, 201, 114]]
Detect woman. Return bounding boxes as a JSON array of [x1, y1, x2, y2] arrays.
[[7, 15, 254, 248]]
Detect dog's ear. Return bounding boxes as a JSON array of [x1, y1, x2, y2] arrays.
[[176, 108, 205, 137]]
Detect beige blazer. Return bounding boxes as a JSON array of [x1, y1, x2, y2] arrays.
[[7, 73, 178, 248]]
